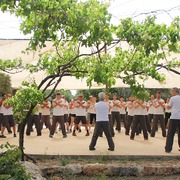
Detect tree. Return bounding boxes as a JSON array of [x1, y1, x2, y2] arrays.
[[0, 0, 179, 160], [0, 72, 12, 95], [0, 0, 113, 160]]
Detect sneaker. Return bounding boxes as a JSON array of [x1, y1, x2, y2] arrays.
[[14, 134, 17, 137], [49, 135, 53, 138], [63, 135, 67, 138], [0, 134, 6, 138]]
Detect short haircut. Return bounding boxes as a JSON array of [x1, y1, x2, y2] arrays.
[[56, 93, 61, 95], [156, 91, 161, 94], [172, 87, 179, 94], [98, 92, 105, 101]]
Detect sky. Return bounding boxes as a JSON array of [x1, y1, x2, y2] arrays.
[[0, 0, 179, 39]]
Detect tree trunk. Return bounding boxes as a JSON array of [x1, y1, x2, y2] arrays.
[[19, 106, 34, 161]]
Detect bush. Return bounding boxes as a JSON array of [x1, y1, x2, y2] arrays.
[[0, 142, 30, 180]]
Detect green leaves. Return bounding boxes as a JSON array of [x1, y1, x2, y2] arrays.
[[9, 82, 44, 122]]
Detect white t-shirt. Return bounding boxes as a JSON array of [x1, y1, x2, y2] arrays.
[[41, 101, 51, 115], [63, 100, 69, 114], [169, 95, 180, 119], [2, 106, 13, 116], [88, 102, 96, 114], [127, 101, 134, 116], [119, 101, 126, 114], [111, 100, 120, 112], [148, 100, 154, 114], [153, 98, 165, 115], [95, 101, 109, 121], [133, 100, 145, 116], [143, 101, 148, 116], [52, 98, 65, 116], [165, 103, 171, 113], [75, 100, 87, 116]]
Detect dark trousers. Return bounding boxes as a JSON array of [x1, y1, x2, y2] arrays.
[[26, 115, 41, 135], [130, 115, 148, 139], [145, 115, 151, 133], [112, 111, 121, 131], [165, 119, 180, 152], [125, 115, 133, 135], [40, 115, 51, 130], [148, 114, 154, 123], [50, 115, 66, 136], [90, 113, 96, 124], [120, 114, 126, 129], [151, 115, 166, 137], [89, 121, 114, 150], [99, 114, 114, 137], [165, 112, 171, 128]]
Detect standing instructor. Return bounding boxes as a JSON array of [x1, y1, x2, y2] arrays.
[[165, 87, 180, 153], [89, 92, 115, 151]]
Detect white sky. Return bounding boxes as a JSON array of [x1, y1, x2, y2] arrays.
[[0, 0, 179, 39]]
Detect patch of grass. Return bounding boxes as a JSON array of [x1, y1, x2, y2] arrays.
[[58, 156, 71, 166]]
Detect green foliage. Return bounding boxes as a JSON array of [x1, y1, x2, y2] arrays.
[[0, 58, 23, 72], [5, 82, 45, 122], [0, 72, 12, 95], [0, 142, 30, 180]]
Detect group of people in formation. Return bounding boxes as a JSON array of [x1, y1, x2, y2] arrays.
[[0, 88, 179, 153]]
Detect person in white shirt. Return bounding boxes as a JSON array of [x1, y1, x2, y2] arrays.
[[130, 98, 148, 140], [148, 95, 155, 124], [49, 93, 67, 138], [125, 96, 134, 135], [151, 91, 166, 138], [40, 97, 52, 131], [144, 99, 151, 134], [89, 92, 115, 151], [165, 97, 171, 128], [88, 96, 96, 131], [26, 103, 42, 136], [0, 94, 16, 138], [165, 87, 180, 153], [119, 96, 127, 131], [111, 94, 121, 133], [72, 95, 89, 136], [61, 95, 70, 133]]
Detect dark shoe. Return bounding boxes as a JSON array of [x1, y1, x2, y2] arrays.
[[125, 133, 129, 136], [99, 134, 103, 137], [14, 134, 17, 137], [165, 150, 171, 153], [72, 132, 76, 136], [26, 134, 30, 136], [37, 134, 42, 136], [89, 147, 96, 151], [108, 148, 114, 151], [118, 130, 121, 133], [63, 135, 67, 138], [78, 129, 82, 133], [150, 134, 155, 137], [130, 137, 134, 140], [49, 135, 53, 138], [8, 131, 12, 134], [144, 138, 148, 140], [0, 134, 6, 138], [85, 132, 90, 136]]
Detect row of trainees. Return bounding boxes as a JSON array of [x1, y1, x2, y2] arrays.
[[0, 91, 173, 140]]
